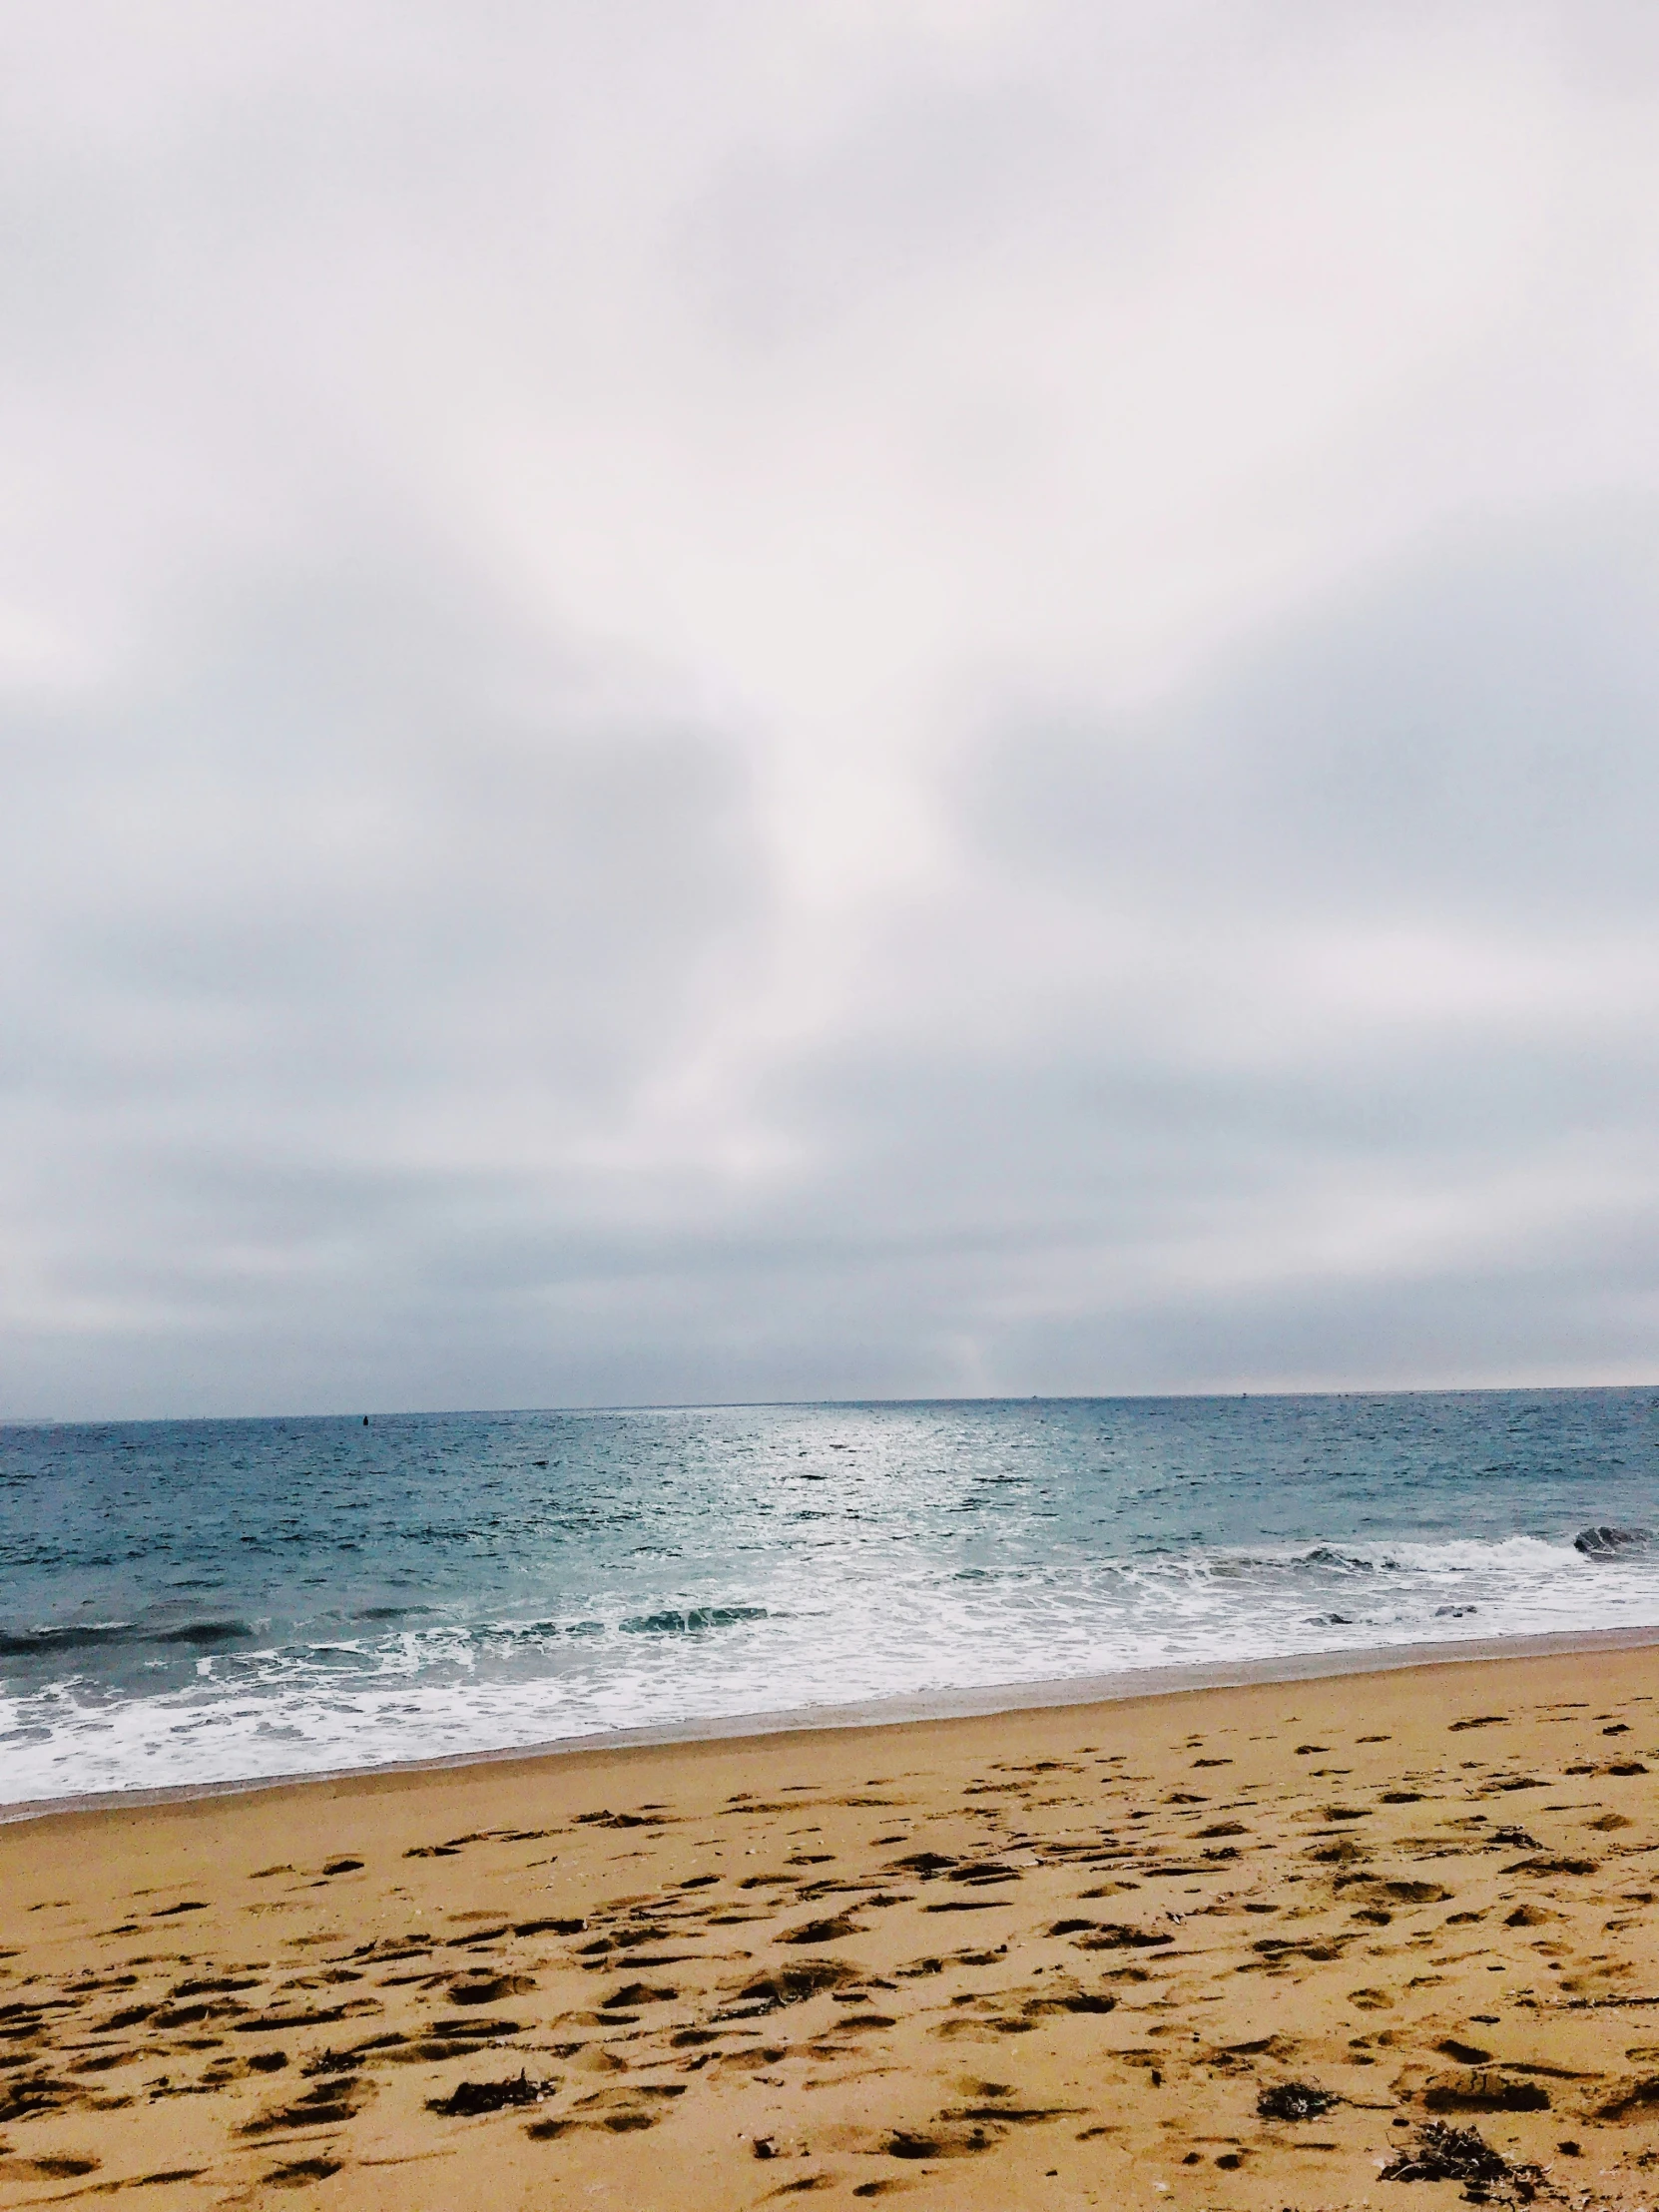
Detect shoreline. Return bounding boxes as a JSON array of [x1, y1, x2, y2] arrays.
[[9, 1616, 1659, 1830]]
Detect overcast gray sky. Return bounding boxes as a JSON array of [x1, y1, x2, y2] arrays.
[[4, 1, 1659, 1418]]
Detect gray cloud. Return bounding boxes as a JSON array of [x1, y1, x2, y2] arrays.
[[3, 4, 1658, 1414], [974, 506, 1659, 926]]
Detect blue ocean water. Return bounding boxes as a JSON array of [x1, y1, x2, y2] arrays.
[[3, 1390, 1658, 1806]]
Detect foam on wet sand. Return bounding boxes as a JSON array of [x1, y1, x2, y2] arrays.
[[3, 1645, 1659, 2209]]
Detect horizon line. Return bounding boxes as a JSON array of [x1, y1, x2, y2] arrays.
[[6, 1378, 1659, 1429]]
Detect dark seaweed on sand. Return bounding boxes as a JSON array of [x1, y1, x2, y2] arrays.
[[1257, 2079, 1339, 2121], [428, 2070, 548, 2117], [1382, 2121, 1548, 2201]]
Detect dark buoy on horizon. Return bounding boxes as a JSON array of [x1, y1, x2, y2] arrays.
[[363, 1414, 369, 1425]]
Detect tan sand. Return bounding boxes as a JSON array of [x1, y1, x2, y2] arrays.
[[3, 1644, 1659, 2209]]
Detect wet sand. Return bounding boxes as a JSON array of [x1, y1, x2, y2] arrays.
[[3, 1643, 1659, 2209]]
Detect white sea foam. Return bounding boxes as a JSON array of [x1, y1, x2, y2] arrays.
[[6, 1529, 1657, 1804]]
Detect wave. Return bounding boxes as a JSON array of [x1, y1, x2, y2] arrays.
[[0, 1618, 256, 1657], [1133, 1534, 1572, 1581], [619, 1606, 770, 1635], [150, 1620, 257, 1645], [0, 1623, 134, 1656], [4, 1527, 1658, 1805]]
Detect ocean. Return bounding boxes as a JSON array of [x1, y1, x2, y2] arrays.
[[3, 1389, 1657, 1808]]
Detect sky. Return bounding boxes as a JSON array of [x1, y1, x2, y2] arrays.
[[4, 1, 1659, 1418]]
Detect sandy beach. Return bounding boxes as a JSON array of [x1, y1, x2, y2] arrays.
[[4, 1643, 1659, 2209]]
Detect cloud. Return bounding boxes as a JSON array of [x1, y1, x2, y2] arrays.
[[2, 3, 1658, 1413], [0, 540, 772, 1407]]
